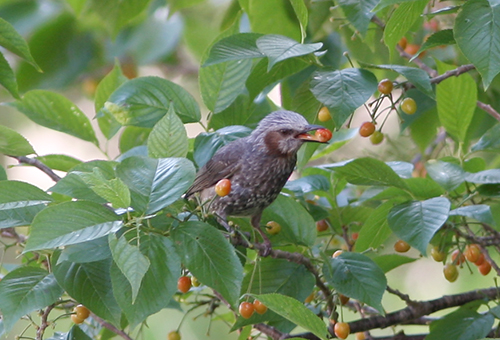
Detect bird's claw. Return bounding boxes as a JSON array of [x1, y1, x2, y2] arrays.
[[258, 237, 272, 257]]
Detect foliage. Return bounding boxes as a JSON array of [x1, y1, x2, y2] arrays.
[[1, 1, 500, 340]]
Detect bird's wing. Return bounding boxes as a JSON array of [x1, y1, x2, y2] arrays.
[[185, 138, 246, 197]]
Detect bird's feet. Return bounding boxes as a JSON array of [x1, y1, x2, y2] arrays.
[[254, 227, 272, 257]]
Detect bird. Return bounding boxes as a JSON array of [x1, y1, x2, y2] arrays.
[[185, 110, 330, 255]]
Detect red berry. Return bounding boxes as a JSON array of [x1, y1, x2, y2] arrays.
[[475, 253, 486, 266], [177, 276, 192, 293], [394, 240, 410, 253], [479, 261, 492, 275], [359, 122, 376, 137], [378, 79, 393, 95], [316, 220, 328, 232], [239, 302, 254, 319], [451, 249, 465, 265], [334, 322, 350, 339], [318, 107, 331, 122], [215, 179, 231, 197], [253, 300, 268, 315], [401, 98, 417, 115], [315, 128, 332, 142]]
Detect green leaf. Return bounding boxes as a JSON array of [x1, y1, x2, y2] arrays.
[[78, 168, 131, 209], [405, 177, 446, 200], [0, 125, 35, 156], [103, 76, 200, 127], [410, 29, 456, 61], [200, 58, 253, 113], [450, 205, 496, 225], [53, 256, 121, 325], [204, 33, 264, 66], [0, 267, 63, 333], [262, 195, 317, 247], [465, 169, 500, 184], [119, 126, 151, 153], [360, 63, 433, 98], [373, 0, 422, 12], [256, 35, 322, 70], [35, 154, 82, 172], [310, 128, 359, 160], [0, 52, 19, 98], [324, 252, 386, 313], [252, 293, 328, 340], [332, 157, 409, 190], [95, 60, 128, 139], [0, 166, 6, 181], [108, 233, 150, 304], [87, 0, 150, 37], [0, 180, 53, 228], [147, 105, 189, 158], [436, 60, 477, 142], [58, 237, 111, 264], [338, 0, 378, 36], [471, 123, 500, 152], [284, 175, 330, 196], [110, 234, 180, 328], [290, 0, 308, 41], [25, 201, 123, 252], [388, 197, 451, 254], [310, 68, 378, 127], [371, 254, 417, 273], [171, 221, 243, 308], [0, 17, 40, 70], [455, 0, 500, 89], [7, 90, 98, 144], [427, 308, 494, 340], [355, 201, 394, 252], [425, 160, 465, 191], [383, 0, 429, 58], [116, 157, 195, 214]]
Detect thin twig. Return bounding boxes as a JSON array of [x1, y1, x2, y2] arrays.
[[36, 304, 55, 340], [91, 314, 133, 340], [10, 156, 61, 182]]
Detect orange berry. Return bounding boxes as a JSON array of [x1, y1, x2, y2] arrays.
[[443, 263, 458, 282], [431, 246, 445, 262], [356, 332, 366, 340], [334, 322, 350, 339], [177, 276, 192, 293], [316, 220, 329, 232], [351, 232, 359, 241], [266, 221, 281, 235], [215, 179, 231, 197], [253, 300, 268, 315], [318, 107, 331, 122], [464, 244, 481, 263], [332, 250, 343, 258], [451, 249, 465, 265], [339, 294, 349, 305], [404, 43, 421, 56], [239, 302, 254, 319], [315, 128, 332, 142], [398, 37, 408, 49], [74, 304, 90, 320], [394, 240, 411, 253], [168, 331, 181, 340], [475, 253, 485, 266], [71, 314, 85, 324], [304, 292, 314, 303], [479, 261, 492, 276], [400, 98, 417, 115], [359, 122, 376, 137], [378, 79, 393, 95]]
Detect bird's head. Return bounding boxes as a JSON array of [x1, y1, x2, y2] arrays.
[[252, 110, 328, 156]]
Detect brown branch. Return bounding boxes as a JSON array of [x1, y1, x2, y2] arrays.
[[10, 156, 61, 182], [386, 286, 414, 305], [91, 314, 133, 340], [477, 101, 500, 122], [36, 304, 56, 340]]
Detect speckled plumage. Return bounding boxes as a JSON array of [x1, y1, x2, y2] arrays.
[[185, 110, 325, 254]]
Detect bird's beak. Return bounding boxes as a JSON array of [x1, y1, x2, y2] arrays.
[[295, 124, 328, 143]]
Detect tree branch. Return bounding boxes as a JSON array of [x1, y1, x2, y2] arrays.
[[10, 156, 61, 182], [91, 314, 133, 340], [36, 304, 55, 340]]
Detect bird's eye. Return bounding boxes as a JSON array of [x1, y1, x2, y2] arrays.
[[279, 129, 294, 136]]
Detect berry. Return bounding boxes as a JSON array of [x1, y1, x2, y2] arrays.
[[253, 300, 268, 315], [316, 220, 328, 232], [239, 302, 254, 319], [431, 246, 445, 262], [398, 37, 408, 49], [339, 294, 350, 305], [356, 333, 366, 340], [351, 232, 359, 241], [451, 249, 465, 265], [359, 122, 376, 137], [215, 179, 231, 197], [394, 240, 411, 253], [464, 244, 481, 263], [475, 253, 485, 266], [318, 107, 331, 122], [443, 263, 458, 282], [404, 43, 421, 56], [378, 79, 393, 95], [266, 221, 282, 235], [74, 304, 90, 320], [315, 128, 333, 142], [71, 314, 85, 324], [332, 250, 343, 258], [401, 98, 417, 115], [370, 131, 384, 145], [168, 331, 181, 340], [479, 261, 492, 276], [177, 276, 192, 293], [334, 322, 350, 339], [304, 292, 314, 303], [191, 276, 201, 287]]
